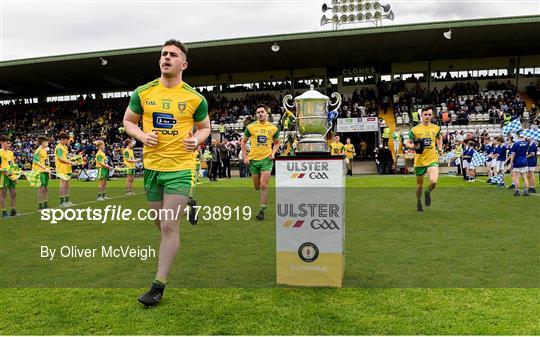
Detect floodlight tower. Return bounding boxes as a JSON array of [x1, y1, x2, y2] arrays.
[[320, 0, 395, 30]]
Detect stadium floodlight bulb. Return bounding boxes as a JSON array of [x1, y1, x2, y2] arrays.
[[384, 10, 394, 20], [322, 3, 329, 12], [443, 29, 452, 40], [381, 3, 391, 12], [340, 4, 347, 12]]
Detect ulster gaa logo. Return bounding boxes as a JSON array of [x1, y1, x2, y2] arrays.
[[298, 242, 319, 263]]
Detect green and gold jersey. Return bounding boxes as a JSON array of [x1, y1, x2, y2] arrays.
[[344, 144, 355, 159], [0, 149, 15, 170], [32, 147, 49, 172], [129, 79, 208, 171], [123, 148, 135, 169], [408, 123, 441, 167], [244, 121, 279, 161], [95, 150, 107, 168], [329, 141, 344, 156], [55, 143, 72, 174]]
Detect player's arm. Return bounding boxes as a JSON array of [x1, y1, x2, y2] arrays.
[[123, 91, 157, 147], [270, 129, 281, 159], [184, 117, 211, 152], [436, 131, 443, 155], [124, 151, 138, 163], [56, 148, 74, 165], [241, 127, 250, 164], [183, 96, 211, 152], [405, 130, 415, 149], [123, 107, 157, 147]]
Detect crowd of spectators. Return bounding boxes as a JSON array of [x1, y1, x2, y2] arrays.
[[1, 77, 538, 171]]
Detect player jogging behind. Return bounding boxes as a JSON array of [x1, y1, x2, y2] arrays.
[[241, 104, 279, 221], [405, 106, 443, 212], [123, 139, 139, 196]]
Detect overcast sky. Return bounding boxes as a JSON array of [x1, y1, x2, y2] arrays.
[[1, 0, 539, 61]]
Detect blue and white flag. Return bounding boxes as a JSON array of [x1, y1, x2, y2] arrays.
[[471, 151, 487, 167], [444, 151, 456, 162], [491, 174, 504, 184], [501, 119, 522, 135], [523, 129, 540, 141]]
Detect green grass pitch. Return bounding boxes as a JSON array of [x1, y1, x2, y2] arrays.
[[0, 174, 538, 335]]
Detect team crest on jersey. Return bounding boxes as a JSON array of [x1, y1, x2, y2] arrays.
[[178, 102, 186, 112]]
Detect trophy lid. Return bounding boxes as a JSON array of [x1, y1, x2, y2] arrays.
[[295, 85, 329, 101]]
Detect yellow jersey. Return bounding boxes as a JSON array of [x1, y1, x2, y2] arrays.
[[95, 150, 107, 168], [54, 143, 72, 174], [32, 147, 49, 172], [408, 123, 441, 167], [129, 79, 208, 171], [344, 144, 355, 159], [123, 148, 135, 169], [244, 121, 279, 161], [329, 141, 344, 156], [0, 149, 15, 170]]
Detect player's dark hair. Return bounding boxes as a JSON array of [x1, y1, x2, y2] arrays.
[[163, 39, 188, 57], [255, 104, 268, 112], [421, 106, 434, 113], [124, 139, 133, 147], [37, 136, 48, 144], [58, 132, 69, 140], [0, 135, 9, 142]]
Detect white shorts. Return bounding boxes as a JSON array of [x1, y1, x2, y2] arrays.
[[512, 167, 528, 174], [528, 166, 536, 173], [497, 161, 506, 171], [463, 161, 469, 169], [490, 160, 498, 168]]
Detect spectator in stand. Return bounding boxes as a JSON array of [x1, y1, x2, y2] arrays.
[[392, 127, 402, 156], [219, 140, 232, 179], [382, 125, 390, 147]]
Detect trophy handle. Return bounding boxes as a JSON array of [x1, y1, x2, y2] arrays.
[[323, 92, 342, 137], [328, 92, 342, 111], [282, 95, 295, 115]]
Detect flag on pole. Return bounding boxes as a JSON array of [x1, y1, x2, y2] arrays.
[[501, 119, 522, 135], [70, 154, 86, 165], [25, 170, 42, 187], [523, 129, 540, 141], [471, 151, 487, 167], [6, 164, 23, 181], [444, 151, 456, 162], [55, 173, 72, 181], [491, 173, 504, 185]]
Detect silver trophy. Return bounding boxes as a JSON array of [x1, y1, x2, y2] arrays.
[[283, 85, 342, 153]]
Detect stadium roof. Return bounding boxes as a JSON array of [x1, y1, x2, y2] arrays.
[[1, 15, 539, 98]]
